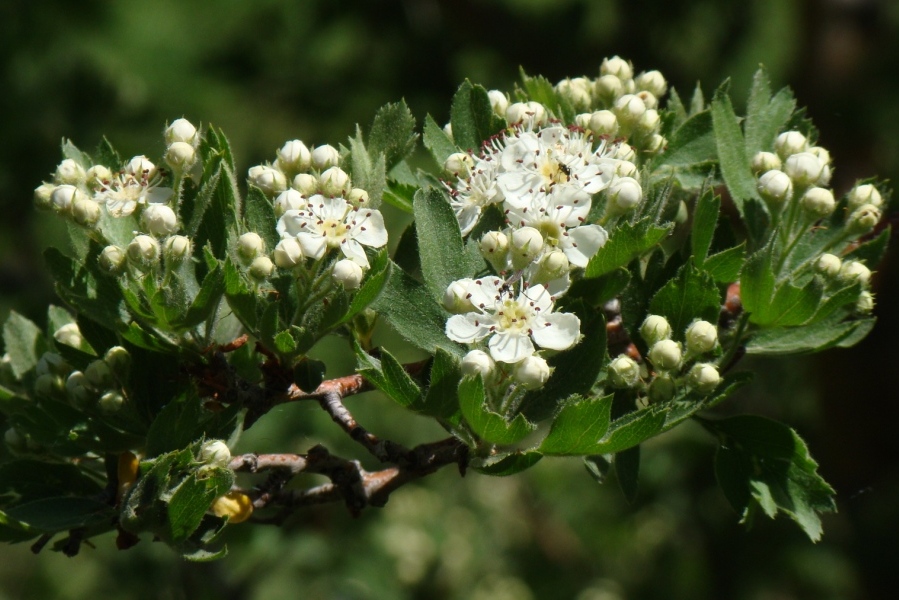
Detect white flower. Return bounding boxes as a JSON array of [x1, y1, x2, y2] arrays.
[[448, 165, 503, 235], [445, 277, 580, 364], [276, 195, 387, 268], [94, 168, 174, 218]]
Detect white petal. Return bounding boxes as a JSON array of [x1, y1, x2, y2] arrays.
[[350, 209, 388, 248], [296, 232, 327, 260], [456, 204, 481, 235], [145, 187, 174, 205], [318, 196, 350, 220], [446, 313, 492, 343], [341, 239, 370, 268], [519, 284, 554, 313], [488, 331, 535, 363], [106, 199, 136, 218], [562, 224, 609, 268], [531, 312, 581, 351], [277, 210, 305, 238], [466, 277, 504, 311]]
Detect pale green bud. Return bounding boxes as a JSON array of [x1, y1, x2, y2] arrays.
[[800, 187, 836, 218], [237, 232, 265, 262], [34, 183, 57, 210], [588, 110, 619, 137], [127, 235, 160, 268], [461, 350, 496, 381], [319, 166, 351, 197], [688, 363, 720, 394], [846, 203, 881, 234], [635, 108, 660, 135], [648, 339, 682, 371], [99, 245, 127, 274], [98, 391, 124, 414], [751, 151, 782, 174], [165, 118, 198, 145], [164, 141, 196, 171], [685, 320, 718, 355], [248, 256, 274, 281], [347, 188, 370, 208], [332, 259, 364, 291], [648, 373, 676, 403], [311, 144, 340, 170], [247, 165, 287, 196], [85, 359, 115, 390], [847, 183, 883, 210], [608, 355, 641, 388], [480, 231, 509, 272], [292, 173, 319, 197], [556, 77, 592, 111], [34, 373, 62, 399], [634, 70, 667, 98], [640, 315, 671, 346], [774, 131, 808, 159], [54, 159, 86, 185], [72, 198, 101, 227], [758, 169, 793, 206], [275, 139, 311, 174], [273, 238, 304, 268], [506, 102, 547, 127], [65, 370, 93, 408], [274, 189, 306, 217], [199, 440, 231, 468], [531, 250, 570, 285], [513, 355, 551, 390], [164, 235, 192, 263], [510, 227, 544, 270], [443, 281, 475, 314], [856, 290, 875, 314], [608, 142, 636, 162], [444, 152, 474, 178], [53, 323, 82, 349], [815, 253, 842, 277], [487, 90, 509, 118], [141, 204, 179, 237], [807, 146, 831, 165], [615, 161, 639, 180], [600, 56, 633, 80], [636, 90, 658, 110], [50, 184, 83, 213], [838, 260, 871, 286], [613, 94, 647, 125], [606, 177, 642, 216], [784, 152, 825, 188], [104, 346, 131, 378], [644, 134, 666, 154], [594, 74, 624, 103], [4, 428, 26, 452]]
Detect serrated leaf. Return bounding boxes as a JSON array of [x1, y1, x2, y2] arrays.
[[339, 248, 390, 325], [423, 348, 462, 422], [381, 181, 416, 213], [844, 226, 890, 266], [145, 394, 241, 457], [370, 261, 465, 358], [744, 70, 797, 156], [755, 278, 823, 328], [3, 311, 47, 379], [587, 406, 667, 454], [244, 186, 280, 253], [414, 187, 474, 301], [173, 264, 225, 331], [423, 114, 459, 167], [223, 259, 257, 331], [473, 451, 542, 476], [167, 468, 234, 543], [704, 243, 746, 283], [5, 497, 114, 533], [450, 81, 499, 153], [274, 330, 297, 355], [692, 188, 720, 265], [368, 100, 418, 171], [539, 394, 613, 455], [652, 110, 716, 171], [357, 346, 422, 410], [740, 243, 777, 323], [711, 86, 761, 214], [585, 219, 671, 279], [745, 316, 875, 355], [648, 261, 721, 336], [690, 83, 705, 115], [459, 375, 535, 445], [702, 415, 836, 541]]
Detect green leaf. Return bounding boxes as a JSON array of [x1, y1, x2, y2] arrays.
[[459, 375, 535, 445], [522, 315, 607, 422], [587, 406, 667, 454], [583, 455, 613, 485], [740, 243, 777, 324], [172, 264, 226, 331], [423, 348, 463, 422], [702, 415, 836, 541], [370, 261, 465, 358], [755, 278, 823, 328], [539, 394, 613, 455], [844, 226, 890, 266], [711, 85, 761, 214], [5, 497, 114, 533], [450, 81, 500, 153], [648, 261, 721, 336], [0, 460, 103, 505], [381, 181, 416, 214], [690, 82, 706, 115], [223, 259, 257, 332], [423, 114, 459, 167], [651, 110, 716, 172], [691, 188, 720, 265], [244, 186, 280, 253], [356, 346, 422, 410], [473, 451, 542, 476], [585, 219, 671, 279], [348, 125, 388, 207], [745, 316, 875, 355], [413, 187, 478, 301], [167, 468, 234, 543], [2, 311, 47, 379], [615, 446, 641, 504], [368, 100, 418, 171], [744, 69, 797, 156], [704, 243, 746, 283], [274, 330, 298, 355], [339, 248, 390, 325], [145, 393, 242, 457]]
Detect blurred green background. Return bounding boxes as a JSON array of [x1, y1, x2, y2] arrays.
[[2, 0, 898, 598]]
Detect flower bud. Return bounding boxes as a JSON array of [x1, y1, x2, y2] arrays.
[[164, 235, 192, 263], [815, 253, 842, 277], [72, 198, 101, 227], [774, 131, 807, 159], [648, 339, 682, 371], [808, 145, 831, 164], [36, 352, 70, 377], [292, 173, 319, 197], [346, 188, 370, 208], [248, 256, 274, 281], [34, 373, 62, 399], [127, 235, 160, 268], [685, 320, 717, 355], [615, 161, 639, 180], [444, 152, 474, 178], [556, 77, 592, 111], [506, 102, 548, 127], [211, 491, 253, 523], [594, 74, 624, 103], [165, 118, 198, 145], [608, 354, 641, 388], [480, 231, 509, 272], [688, 363, 720, 394], [461, 350, 496, 381], [601, 56, 633, 80], [98, 391, 124, 414], [273, 238, 304, 268], [838, 260, 871, 286], [846, 203, 881, 234], [85, 359, 115, 390], [644, 134, 666, 154], [443, 280, 475, 314], [332, 259, 364, 290], [104, 346, 131, 378], [200, 440, 232, 468], [613, 94, 647, 125], [126, 155, 157, 180], [606, 177, 642, 216], [4, 428, 26, 452], [751, 151, 782, 174], [54, 323, 83, 349], [164, 141, 196, 171], [487, 90, 509, 118], [319, 166, 351, 197], [274, 189, 306, 217], [816, 164, 832, 187], [531, 250, 570, 285], [443, 123, 453, 140], [275, 139, 312, 174], [248, 165, 287, 196], [588, 110, 619, 137], [34, 183, 57, 210], [640, 315, 672, 346], [800, 187, 836, 218], [65, 371, 94, 408], [855, 290, 875, 314], [609, 142, 636, 162], [847, 183, 883, 210], [513, 355, 551, 390], [649, 373, 676, 403], [635, 108, 660, 135], [311, 144, 340, 170], [99, 245, 127, 274], [50, 184, 83, 213], [636, 90, 658, 110], [86, 165, 113, 189], [505, 102, 531, 126], [54, 159, 86, 185], [575, 113, 592, 129], [784, 152, 825, 188], [510, 227, 544, 269], [758, 169, 793, 206], [634, 70, 667, 98], [141, 204, 179, 237], [237, 232, 265, 262]]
